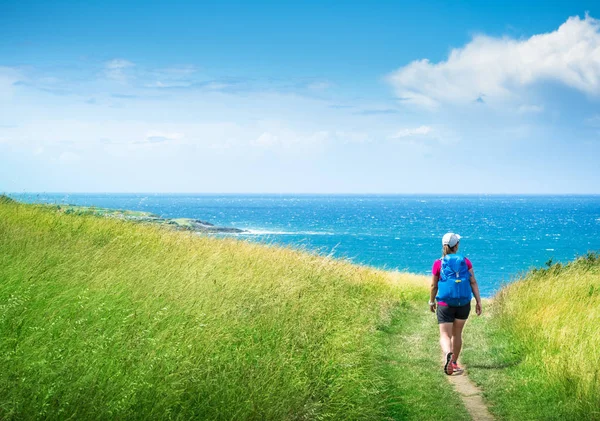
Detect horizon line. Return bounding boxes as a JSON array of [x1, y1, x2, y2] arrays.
[[5, 192, 600, 196]]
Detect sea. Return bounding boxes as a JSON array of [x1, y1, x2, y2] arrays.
[[9, 193, 600, 297]]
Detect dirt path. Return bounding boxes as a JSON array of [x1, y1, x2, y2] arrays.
[[447, 368, 495, 421], [379, 282, 495, 420]]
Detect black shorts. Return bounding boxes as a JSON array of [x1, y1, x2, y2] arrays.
[[436, 302, 471, 324]]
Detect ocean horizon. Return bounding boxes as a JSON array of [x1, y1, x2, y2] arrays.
[[10, 193, 600, 297]]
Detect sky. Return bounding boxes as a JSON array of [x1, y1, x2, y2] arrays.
[[1, 0, 600, 194]]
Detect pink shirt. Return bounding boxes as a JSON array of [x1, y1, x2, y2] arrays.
[[432, 257, 473, 306], [432, 257, 472, 277]]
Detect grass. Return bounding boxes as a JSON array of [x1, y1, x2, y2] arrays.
[[462, 254, 600, 420], [378, 302, 470, 420], [0, 196, 468, 420]]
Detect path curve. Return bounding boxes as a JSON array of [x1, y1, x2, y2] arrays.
[[447, 367, 495, 421]]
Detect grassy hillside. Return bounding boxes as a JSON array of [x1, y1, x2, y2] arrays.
[[462, 253, 600, 420], [0, 197, 469, 420]]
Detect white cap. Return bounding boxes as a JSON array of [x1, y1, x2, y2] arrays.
[[442, 232, 461, 247]]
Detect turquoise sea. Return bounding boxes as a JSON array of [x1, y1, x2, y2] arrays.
[[10, 194, 600, 297]]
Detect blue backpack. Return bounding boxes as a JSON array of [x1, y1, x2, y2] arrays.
[[436, 254, 472, 306]]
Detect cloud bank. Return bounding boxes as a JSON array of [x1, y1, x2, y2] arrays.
[[388, 15, 600, 108]]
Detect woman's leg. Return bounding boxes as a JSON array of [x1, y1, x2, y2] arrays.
[[439, 323, 453, 355], [451, 318, 467, 361], [439, 322, 455, 374]]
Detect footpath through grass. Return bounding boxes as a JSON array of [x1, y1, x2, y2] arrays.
[[462, 254, 600, 420], [0, 197, 468, 420], [379, 299, 470, 420]]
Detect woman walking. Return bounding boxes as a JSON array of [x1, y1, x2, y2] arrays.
[[429, 233, 482, 375]]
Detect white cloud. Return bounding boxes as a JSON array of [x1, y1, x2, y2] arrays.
[[389, 125, 433, 139], [388, 15, 600, 108], [254, 132, 279, 147], [105, 59, 135, 82]]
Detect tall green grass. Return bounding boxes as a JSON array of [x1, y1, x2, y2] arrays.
[[0, 197, 434, 420], [463, 253, 600, 420]]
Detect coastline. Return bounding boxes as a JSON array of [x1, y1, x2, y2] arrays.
[[51, 203, 247, 234]]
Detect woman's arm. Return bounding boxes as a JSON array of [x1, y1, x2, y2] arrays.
[[469, 268, 482, 316], [429, 275, 439, 313]]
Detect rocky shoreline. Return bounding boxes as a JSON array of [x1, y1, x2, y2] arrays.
[[53, 204, 247, 234]]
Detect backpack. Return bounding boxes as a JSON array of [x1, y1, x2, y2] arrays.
[[436, 254, 472, 306]]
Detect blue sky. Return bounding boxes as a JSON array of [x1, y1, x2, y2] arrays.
[[1, 0, 600, 193]]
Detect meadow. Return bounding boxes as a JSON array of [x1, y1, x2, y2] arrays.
[[462, 253, 600, 420], [0, 196, 469, 420], [3, 195, 598, 420]]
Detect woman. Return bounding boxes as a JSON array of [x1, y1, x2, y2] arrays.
[[429, 232, 482, 375]]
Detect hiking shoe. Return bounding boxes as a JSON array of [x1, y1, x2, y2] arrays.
[[452, 361, 464, 375], [444, 352, 454, 375]]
